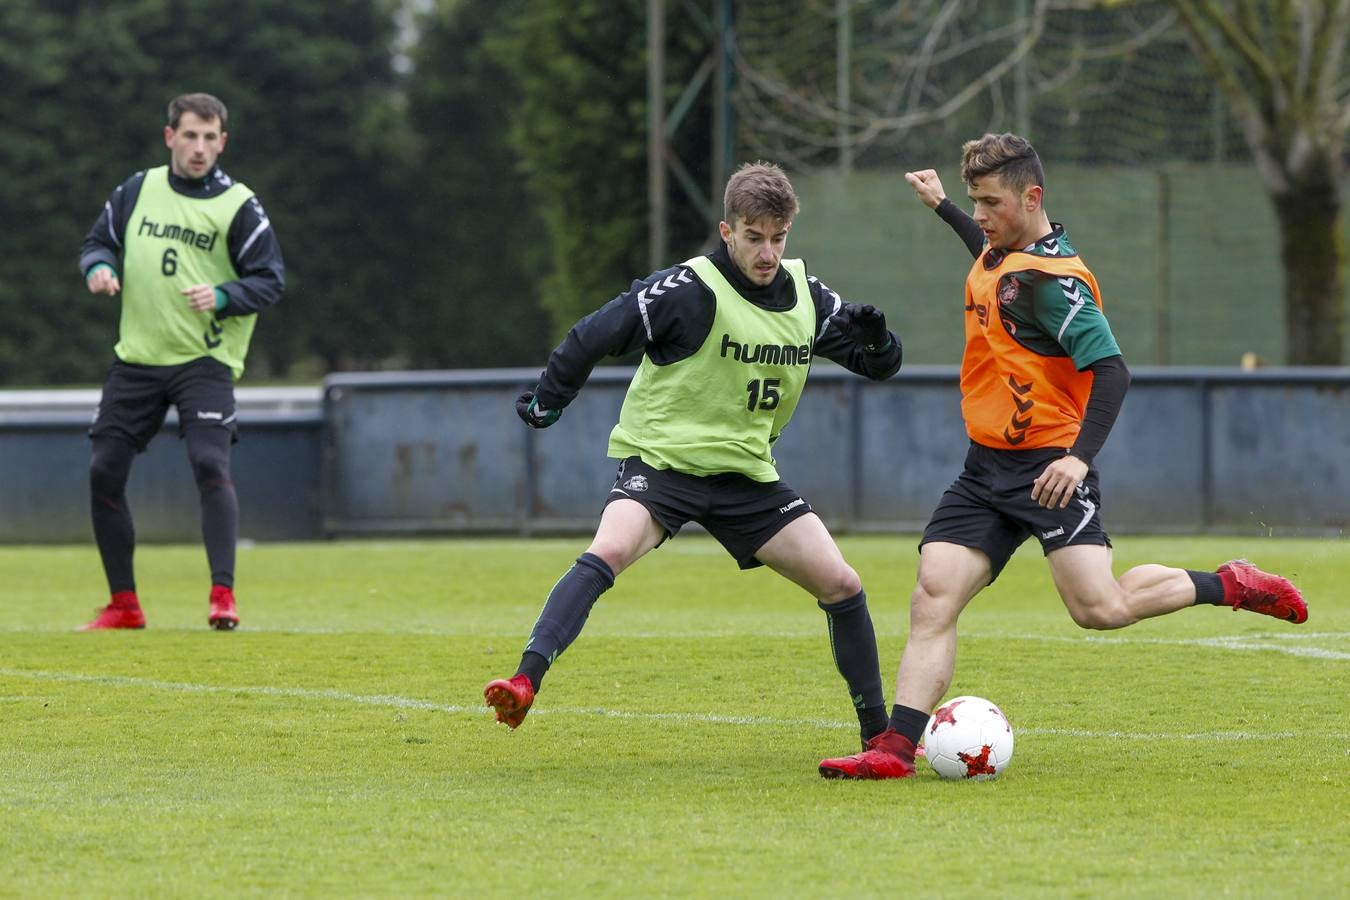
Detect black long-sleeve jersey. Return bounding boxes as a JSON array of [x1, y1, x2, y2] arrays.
[[79, 165, 285, 318], [534, 242, 903, 410]]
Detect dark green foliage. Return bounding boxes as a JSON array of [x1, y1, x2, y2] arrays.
[[0, 1, 1339, 381], [0, 0, 549, 384], [397, 0, 550, 367], [0, 0, 406, 382], [487, 0, 714, 338]]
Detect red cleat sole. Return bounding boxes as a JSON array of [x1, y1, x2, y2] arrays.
[[484, 675, 534, 729]]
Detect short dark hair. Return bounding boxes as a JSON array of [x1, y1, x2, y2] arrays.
[[960, 133, 1043, 194], [167, 93, 228, 130], [723, 161, 799, 227]]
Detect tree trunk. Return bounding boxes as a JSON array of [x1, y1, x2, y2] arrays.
[[1270, 169, 1346, 365]]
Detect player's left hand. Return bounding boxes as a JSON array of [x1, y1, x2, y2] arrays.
[[182, 283, 218, 313], [1031, 453, 1089, 509], [515, 391, 561, 428], [829, 303, 889, 348]]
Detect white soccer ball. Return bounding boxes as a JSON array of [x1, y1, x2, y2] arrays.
[[923, 695, 1014, 780]]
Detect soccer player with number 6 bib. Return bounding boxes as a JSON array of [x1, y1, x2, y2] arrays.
[[78, 93, 285, 632]]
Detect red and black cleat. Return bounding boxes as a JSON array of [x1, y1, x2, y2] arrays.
[[208, 585, 240, 631], [1218, 559, 1307, 624], [484, 673, 535, 729], [82, 592, 146, 631], [819, 728, 917, 780]]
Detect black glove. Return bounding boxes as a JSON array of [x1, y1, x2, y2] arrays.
[[829, 304, 890, 349], [515, 391, 561, 428]]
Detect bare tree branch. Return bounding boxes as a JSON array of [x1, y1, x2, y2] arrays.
[[1312, 0, 1350, 130], [1178, 0, 1280, 85], [722, 0, 1348, 362]]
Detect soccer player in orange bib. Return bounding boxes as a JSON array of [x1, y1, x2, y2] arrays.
[[818, 133, 1307, 780]]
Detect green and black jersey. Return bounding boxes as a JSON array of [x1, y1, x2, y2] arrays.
[[531, 242, 904, 480], [962, 229, 1119, 449], [80, 164, 285, 379], [608, 256, 815, 480], [931, 199, 1128, 458]]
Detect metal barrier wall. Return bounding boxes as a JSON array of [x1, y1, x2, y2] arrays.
[[0, 388, 323, 543], [1, 368, 1345, 543], [321, 366, 1350, 537]]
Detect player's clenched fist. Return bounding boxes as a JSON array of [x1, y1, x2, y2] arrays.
[[515, 391, 561, 428], [904, 169, 947, 209], [86, 266, 121, 295]]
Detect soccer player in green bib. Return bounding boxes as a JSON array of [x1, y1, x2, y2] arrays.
[[484, 162, 904, 750], [78, 93, 285, 631]]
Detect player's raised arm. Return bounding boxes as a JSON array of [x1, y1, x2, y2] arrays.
[[906, 168, 985, 259], [905, 169, 946, 209]]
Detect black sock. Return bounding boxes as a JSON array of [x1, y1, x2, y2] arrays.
[[519, 552, 615, 689], [188, 428, 237, 588], [1187, 570, 1226, 605], [89, 436, 138, 594], [516, 651, 549, 693], [818, 590, 886, 724], [858, 705, 889, 745], [889, 704, 930, 748]]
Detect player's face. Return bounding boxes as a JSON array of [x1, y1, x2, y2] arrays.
[[720, 215, 791, 286], [967, 174, 1041, 250], [165, 112, 227, 180]]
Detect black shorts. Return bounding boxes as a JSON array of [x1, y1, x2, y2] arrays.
[[90, 357, 238, 452], [603, 457, 815, 570], [921, 441, 1111, 583]]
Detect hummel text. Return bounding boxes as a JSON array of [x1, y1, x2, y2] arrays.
[[138, 216, 219, 252], [720, 333, 811, 366]]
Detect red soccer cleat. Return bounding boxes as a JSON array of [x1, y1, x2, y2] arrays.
[[82, 591, 145, 630], [1218, 559, 1307, 624], [819, 728, 917, 780], [208, 585, 239, 631], [483, 674, 535, 729]]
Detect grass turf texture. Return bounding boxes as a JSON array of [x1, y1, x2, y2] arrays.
[[2, 535, 1346, 897]]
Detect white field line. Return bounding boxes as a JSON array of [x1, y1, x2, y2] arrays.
[[1, 667, 1347, 744], [982, 631, 1350, 660], [0, 667, 463, 713], [6, 624, 1350, 659]]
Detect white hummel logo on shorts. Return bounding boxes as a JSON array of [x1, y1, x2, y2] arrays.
[[196, 411, 224, 420]]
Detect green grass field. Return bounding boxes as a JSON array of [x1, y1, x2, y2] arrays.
[[2, 535, 1346, 897]]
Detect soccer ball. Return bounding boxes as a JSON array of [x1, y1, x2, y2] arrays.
[[923, 695, 1014, 780]]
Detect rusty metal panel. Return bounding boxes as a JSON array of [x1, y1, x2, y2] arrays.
[[322, 370, 540, 533]]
